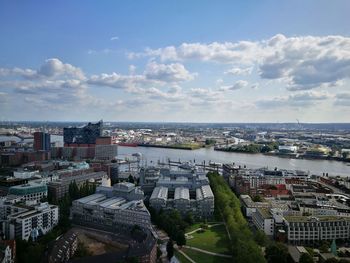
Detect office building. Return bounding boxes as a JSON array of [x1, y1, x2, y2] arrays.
[[47, 171, 106, 201], [95, 144, 118, 160], [8, 182, 47, 202], [70, 182, 152, 231], [149, 168, 214, 218], [34, 132, 51, 151]]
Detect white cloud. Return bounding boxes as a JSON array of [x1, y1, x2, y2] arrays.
[[38, 58, 85, 80], [225, 67, 253, 76], [219, 80, 248, 91], [144, 61, 195, 83], [110, 36, 119, 41], [334, 92, 350, 106], [130, 34, 350, 91], [256, 91, 332, 109]]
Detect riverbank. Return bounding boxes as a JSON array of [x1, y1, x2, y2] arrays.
[[137, 143, 203, 150], [118, 146, 350, 177], [215, 148, 350, 164]]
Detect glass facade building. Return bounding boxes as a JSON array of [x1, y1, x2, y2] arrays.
[[63, 121, 103, 145]]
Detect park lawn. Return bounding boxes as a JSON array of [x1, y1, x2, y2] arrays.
[[182, 248, 233, 263], [186, 225, 231, 254], [185, 222, 223, 233], [175, 250, 192, 263]]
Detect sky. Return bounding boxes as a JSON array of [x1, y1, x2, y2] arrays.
[[1, 0, 350, 123]]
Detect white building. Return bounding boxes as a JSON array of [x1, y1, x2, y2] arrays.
[[13, 170, 39, 179], [284, 215, 350, 245], [3, 202, 59, 241], [252, 208, 275, 236]]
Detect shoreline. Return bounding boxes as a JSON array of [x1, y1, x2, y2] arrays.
[[137, 143, 202, 150], [214, 148, 350, 164]]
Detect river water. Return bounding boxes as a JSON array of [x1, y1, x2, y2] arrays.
[[1, 135, 349, 177], [118, 146, 350, 177]]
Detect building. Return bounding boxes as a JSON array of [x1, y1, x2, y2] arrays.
[[222, 163, 239, 181], [8, 181, 47, 202], [48, 230, 78, 263], [94, 144, 118, 160], [284, 215, 350, 245], [0, 240, 14, 263], [33, 132, 51, 151], [63, 121, 102, 147], [70, 182, 151, 231], [278, 145, 298, 154], [47, 171, 106, 201], [2, 202, 59, 241], [240, 195, 270, 218], [13, 170, 39, 179], [149, 168, 214, 218], [252, 208, 275, 236]]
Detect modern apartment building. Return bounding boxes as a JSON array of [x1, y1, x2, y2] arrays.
[[284, 216, 350, 245], [252, 208, 275, 236], [2, 202, 59, 241]]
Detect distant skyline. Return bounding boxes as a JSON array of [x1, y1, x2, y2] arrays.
[[1, 1, 350, 122]]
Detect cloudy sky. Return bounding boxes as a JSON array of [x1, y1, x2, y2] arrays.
[[1, 1, 350, 122]]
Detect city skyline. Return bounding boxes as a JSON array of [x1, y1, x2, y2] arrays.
[[1, 1, 350, 122]]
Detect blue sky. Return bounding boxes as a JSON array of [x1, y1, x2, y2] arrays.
[[1, 0, 350, 122]]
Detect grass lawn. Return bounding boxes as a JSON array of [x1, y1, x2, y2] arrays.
[[186, 225, 231, 254], [175, 250, 192, 263], [182, 248, 233, 263], [185, 222, 223, 233]]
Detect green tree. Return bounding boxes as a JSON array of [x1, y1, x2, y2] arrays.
[[208, 172, 266, 263], [252, 195, 263, 202], [166, 239, 174, 260], [265, 243, 289, 263], [299, 253, 313, 263], [176, 230, 186, 246], [184, 212, 194, 225], [320, 241, 330, 253], [254, 230, 268, 247]]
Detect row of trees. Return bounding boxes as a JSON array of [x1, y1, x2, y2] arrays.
[[68, 180, 96, 200], [220, 142, 279, 154], [208, 172, 266, 263]]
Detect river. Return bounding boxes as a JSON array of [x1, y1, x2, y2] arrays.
[[1, 135, 349, 177], [118, 146, 350, 177]]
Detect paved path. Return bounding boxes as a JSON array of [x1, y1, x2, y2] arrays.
[[183, 245, 232, 258], [176, 248, 196, 263], [185, 223, 224, 235]]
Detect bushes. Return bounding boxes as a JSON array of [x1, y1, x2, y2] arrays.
[[208, 172, 266, 263], [150, 208, 187, 246]]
